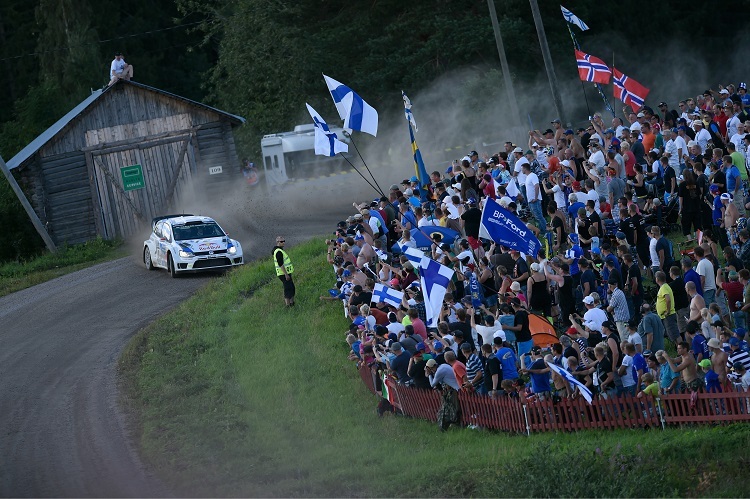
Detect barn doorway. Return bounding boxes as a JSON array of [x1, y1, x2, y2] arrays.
[[88, 134, 196, 240]]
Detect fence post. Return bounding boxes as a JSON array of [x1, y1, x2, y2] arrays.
[[522, 403, 531, 436], [656, 396, 666, 430]]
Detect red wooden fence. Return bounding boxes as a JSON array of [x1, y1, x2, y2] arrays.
[[358, 365, 750, 433]]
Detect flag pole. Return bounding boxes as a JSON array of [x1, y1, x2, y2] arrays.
[[344, 132, 385, 197], [529, 0, 565, 125]]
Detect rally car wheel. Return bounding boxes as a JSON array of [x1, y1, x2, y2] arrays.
[[144, 247, 154, 270], [167, 253, 178, 278]]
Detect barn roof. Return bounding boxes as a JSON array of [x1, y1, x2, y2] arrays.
[[7, 80, 245, 170]]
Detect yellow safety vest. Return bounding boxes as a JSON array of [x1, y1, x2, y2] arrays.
[[274, 248, 294, 276]]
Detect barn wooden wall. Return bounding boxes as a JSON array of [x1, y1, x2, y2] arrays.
[[15, 82, 243, 245]]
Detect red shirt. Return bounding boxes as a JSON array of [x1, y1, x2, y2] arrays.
[[722, 281, 744, 311], [624, 150, 636, 177], [411, 317, 428, 340], [371, 307, 389, 325], [451, 360, 468, 386]]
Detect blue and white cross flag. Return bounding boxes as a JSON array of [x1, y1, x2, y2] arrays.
[[305, 103, 348, 157], [547, 361, 594, 404], [561, 5, 589, 31], [402, 91, 418, 132], [323, 74, 379, 137], [402, 246, 425, 267], [478, 197, 541, 257], [419, 257, 454, 327], [373, 283, 404, 308]]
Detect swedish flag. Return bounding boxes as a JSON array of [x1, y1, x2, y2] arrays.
[[403, 91, 429, 189]]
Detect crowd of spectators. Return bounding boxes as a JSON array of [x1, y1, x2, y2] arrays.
[[324, 84, 750, 429]]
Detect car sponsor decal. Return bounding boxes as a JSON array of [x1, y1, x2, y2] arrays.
[[197, 242, 222, 251]]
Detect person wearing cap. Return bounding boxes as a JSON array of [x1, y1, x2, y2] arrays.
[[721, 191, 741, 237], [605, 278, 630, 338], [727, 336, 750, 373], [108, 51, 133, 86], [692, 118, 711, 154], [512, 147, 529, 198], [698, 358, 722, 393], [684, 320, 709, 363], [425, 355, 461, 431], [519, 347, 551, 400], [663, 341, 703, 393], [273, 236, 296, 307]]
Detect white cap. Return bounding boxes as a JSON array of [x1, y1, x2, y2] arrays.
[[530, 262, 542, 272], [719, 89, 729, 95], [512, 147, 523, 154], [510, 281, 521, 291], [630, 123, 641, 132], [583, 296, 595, 305], [637, 112, 645, 118], [687, 140, 697, 147]]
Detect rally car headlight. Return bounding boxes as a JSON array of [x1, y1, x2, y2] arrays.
[[228, 244, 237, 255], [179, 250, 193, 258]]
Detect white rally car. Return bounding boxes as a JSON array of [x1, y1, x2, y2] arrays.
[[143, 214, 243, 277]]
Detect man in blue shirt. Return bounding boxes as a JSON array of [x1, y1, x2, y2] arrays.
[[522, 347, 551, 398], [567, 193, 585, 226], [686, 321, 709, 362], [494, 337, 519, 380], [387, 342, 412, 382], [562, 233, 584, 284], [724, 155, 745, 215], [682, 257, 703, 296]]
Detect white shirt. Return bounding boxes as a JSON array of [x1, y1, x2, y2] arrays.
[[731, 133, 746, 153], [586, 189, 601, 213], [525, 172, 541, 202], [443, 199, 460, 219], [550, 184, 566, 209], [583, 307, 608, 332], [589, 149, 606, 169], [649, 237, 660, 268], [110, 57, 126, 77], [627, 332, 643, 350], [615, 125, 626, 139], [694, 128, 711, 154], [728, 114, 741, 139], [664, 139, 679, 168], [418, 217, 438, 228], [514, 157, 529, 184], [696, 258, 716, 291], [476, 323, 502, 346], [674, 135, 687, 163], [620, 355, 636, 387]]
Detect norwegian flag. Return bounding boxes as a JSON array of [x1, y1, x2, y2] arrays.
[[612, 67, 650, 112], [575, 50, 611, 84]]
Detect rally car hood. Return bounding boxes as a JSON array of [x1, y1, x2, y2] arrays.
[[178, 237, 229, 252]]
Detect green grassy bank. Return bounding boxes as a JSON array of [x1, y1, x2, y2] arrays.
[[120, 238, 750, 497], [0, 237, 125, 297]]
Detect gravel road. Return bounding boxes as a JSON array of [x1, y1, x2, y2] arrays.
[[0, 170, 381, 496]]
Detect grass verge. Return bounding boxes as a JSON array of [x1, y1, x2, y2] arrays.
[[0, 237, 126, 297], [120, 237, 750, 497]]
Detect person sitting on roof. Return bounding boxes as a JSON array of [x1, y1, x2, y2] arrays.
[[108, 51, 133, 86]]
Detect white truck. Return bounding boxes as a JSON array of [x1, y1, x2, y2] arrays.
[[260, 124, 353, 186]]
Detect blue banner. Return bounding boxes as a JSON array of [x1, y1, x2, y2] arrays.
[[478, 197, 541, 257], [468, 273, 484, 308]]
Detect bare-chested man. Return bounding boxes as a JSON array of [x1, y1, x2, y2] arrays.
[[686, 281, 706, 323], [707, 337, 729, 387], [722, 193, 740, 230], [664, 341, 704, 392]]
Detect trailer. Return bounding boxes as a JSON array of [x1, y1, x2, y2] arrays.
[[260, 124, 353, 187]]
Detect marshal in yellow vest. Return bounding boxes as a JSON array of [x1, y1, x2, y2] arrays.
[[274, 248, 294, 276]]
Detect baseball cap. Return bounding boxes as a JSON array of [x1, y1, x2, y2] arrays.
[[342, 269, 352, 277], [630, 123, 641, 132], [698, 359, 712, 369], [512, 147, 523, 153], [531, 346, 542, 354], [658, 101, 667, 107], [572, 180, 581, 189], [729, 337, 740, 347], [637, 112, 645, 118], [354, 234, 365, 241], [390, 341, 402, 351], [741, 82, 747, 90], [543, 128, 554, 135], [564, 129, 574, 135], [735, 327, 747, 338], [404, 188, 413, 196], [565, 326, 578, 336], [616, 231, 626, 240], [582, 295, 594, 305], [551, 118, 561, 124], [416, 342, 427, 352], [693, 120, 704, 127], [721, 193, 733, 201], [709, 184, 720, 194], [568, 233, 579, 244], [433, 341, 444, 350], [601, 320, 615, 330], [604, 128, 615, 134], [469, 150, 478, 157], [525, 150, 533, 155], [425, 358, 437, 368], [510, 281, 521, 291], [719, 89, 730, 95], [410, 175, 419, 183]]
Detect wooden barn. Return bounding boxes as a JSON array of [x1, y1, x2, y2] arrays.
[[6, 80, 245, 245]]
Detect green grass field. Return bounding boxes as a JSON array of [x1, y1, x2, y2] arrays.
[[120, 238, 750, 497], [0, 237, 126, 297]]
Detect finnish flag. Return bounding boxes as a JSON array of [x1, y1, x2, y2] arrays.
[[561, 5, 589, 31], [402, 246, 425, 268], [323, 74, 379, 137], [547, 361, 594, 404], [305, 103, 348, 157], [373, 283, 404, 308], [419, 257, 454, 327], [402, 91, 418, 132]]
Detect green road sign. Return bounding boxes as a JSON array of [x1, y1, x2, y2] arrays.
[[120, 164, 145, 191]]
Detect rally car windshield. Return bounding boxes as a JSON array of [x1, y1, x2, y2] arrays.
[[172, 222, 225, 241]]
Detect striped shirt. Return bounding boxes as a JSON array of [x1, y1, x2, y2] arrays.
[[609, 287, 630, 322], [465, 353, 484, 387], [727, 349, 750, 371]]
